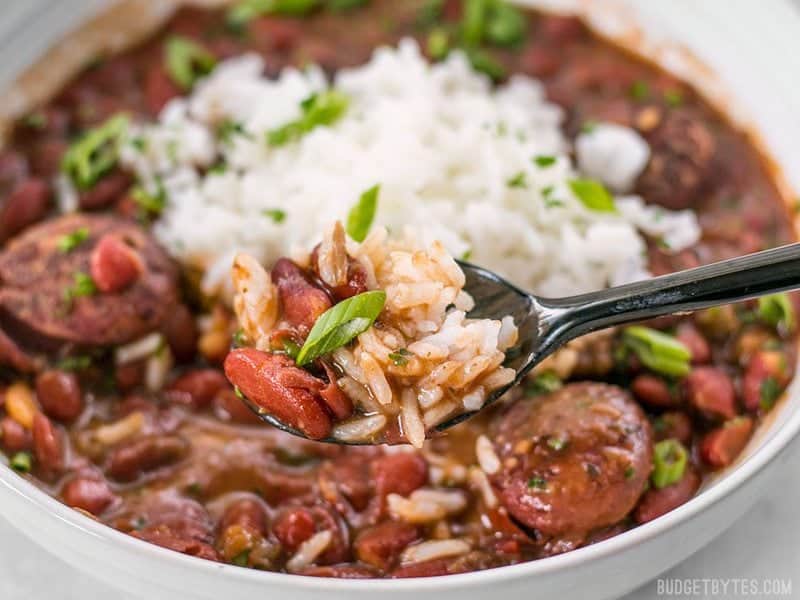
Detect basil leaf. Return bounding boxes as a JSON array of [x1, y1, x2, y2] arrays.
[[568, 178, 616, 213], [296, 290, 386, 366], [652, 439, 688, 488], [346, 185, 380, 242], [623, 326, 692, 377], [61, 114, 129, 190], [165, 36, 216, 91], [758, 293, 795, 331], [267, 90, 349, 147]]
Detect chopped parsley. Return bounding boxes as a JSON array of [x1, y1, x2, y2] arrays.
[[388, 348, 413, 366], [533, 155, 556, 168], [57, 227, 90, 253], [263, 208, 287, 223], [267, 90, 349, 147], [506, 171, 528, 189], [568, 178, 616, 213]]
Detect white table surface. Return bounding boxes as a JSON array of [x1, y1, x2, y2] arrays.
[[1, 1, 800, 598]]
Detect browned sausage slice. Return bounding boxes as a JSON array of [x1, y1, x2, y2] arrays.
[[0, 214, 178, 348], [490, 382, 652, 540]]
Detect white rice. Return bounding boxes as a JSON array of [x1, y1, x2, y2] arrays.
[[285, 530, 332, 573], [400, 539, 471, 565], [118, 39, 700, 299]]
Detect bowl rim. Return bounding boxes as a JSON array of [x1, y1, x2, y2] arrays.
[[2, 0, 800, 593]]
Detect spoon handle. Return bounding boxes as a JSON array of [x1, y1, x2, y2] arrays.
[[539, 243, 800, 345]]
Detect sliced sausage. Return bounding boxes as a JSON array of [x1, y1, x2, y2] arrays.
[[0, 214, 178, 349], [490, 382, 652, 539]]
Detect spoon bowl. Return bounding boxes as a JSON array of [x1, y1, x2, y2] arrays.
[[243, 242, 800, 443]]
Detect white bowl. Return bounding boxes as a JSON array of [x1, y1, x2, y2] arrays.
[[1, 2, 799, 599]]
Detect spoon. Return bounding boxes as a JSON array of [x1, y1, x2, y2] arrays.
[[242, 242, 800, 444]]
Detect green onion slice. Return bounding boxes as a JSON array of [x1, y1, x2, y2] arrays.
[[295, 290, 386, 366], [61, 114, 129, 190], [568, 178, 616, 213], [623, 326, 692, 377], [267, 90, 349, 147], [651, 439, 688, 488], [165, 36, 217, 91], [758, 293, 796, 332]]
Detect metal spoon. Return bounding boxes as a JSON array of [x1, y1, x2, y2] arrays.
[[242, 242, 800, 444]]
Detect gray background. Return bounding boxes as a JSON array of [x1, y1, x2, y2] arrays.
[[1, 1, 799, 598]]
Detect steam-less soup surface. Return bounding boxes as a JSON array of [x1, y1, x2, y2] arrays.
[[0, 0, 795, 578]]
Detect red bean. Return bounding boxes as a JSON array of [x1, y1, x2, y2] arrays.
[[106, 434, 189, 482], [521, 46, 560, 78], [78, 170, 132, 210], [271, 258, 332, 334], [319, 363, 353, 420], [32, 413, 64, 474], [61, 475, 117, 515], [631, 374, 679, 408], [220, 498, 268, 535], [133, 525, 220, 562], [391, 557, 453, 578], [144, 66, 182, 115], [0, 416, 31, 452], [684, 366, 737, 421], [742, 350, 790, 412], [90, 233, 144, 293], [0, 178, 50, 241], [653, 411, 693, 445], [166, 369, 229, 409], [162, 304, 198, 363], [701, 416, 754, 469], [676, 323, 711, 364], [35, 370, 83, 422], [272, 507, 316, 553], [249, 17, 303, 52], [634, 468, 701, 523], [372, 452, 428, 499], [115, 360, 146, 392], [223, 348, 332, 440], [539, 15, 585, 42], [300, 564, 378, 578], [354, 521, 420, 570]]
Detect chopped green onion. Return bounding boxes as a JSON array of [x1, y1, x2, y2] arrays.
[[22, 112, 47, 130], [227, 0, 321, 27], [760, 376, 782, 411], [580, 120, 597, 134], [64, 272, 97, 305], [460, 249, 473, 261], [295, 290, 386, 366], [56, 355, 93, 372], [217, 119, 251, 145], [231, 329, 247, 348], [234, 386, 245, 399], [263, 208, 287, 223], [61, 114, 129, 190], [165, 36, 217, 91], [132, 180, 167, 216], [533, 155, 556, 168], [664, 89, 684, 108], [525, 371, 562, 396], [546, 436, 567, 451], [232, 550, 250, 567], [57, 227, 90, 253], [10, 451, 32, 473], [427, 28, 450, 61], [462, 0, 489, 46], [623, 326, 692, 377], [568, 178, 616, 213], [624, 465, 636, 480], [267, 90, 349, 147], [527, 476, 547, 490], [506, 171, 527, 189], [651, 439, 688, 488], [327, 0, 368, 10], [416, 0, 445, 29], [346, 184, 380, 242], [281, 338, 301, 360], [465, 48, 506, 81], [758, 293, 795, 331], [485, 2, 526, 47], [130, 136, 148, 153], [388, 348, 412, 366], [629, 80, 649, 101]]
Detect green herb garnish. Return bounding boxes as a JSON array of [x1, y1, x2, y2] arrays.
[[132, 179, 167, 216], [263, 208, 287, 224], [651, 439, 688, 488], [56, 355, 93, 372], [624, 466, 636, 480], [61, 114, 129, 190], [57, 227, 90, 253], [327, 0, 368, 10], [485, 2, 526, 47], [227, 0, 321, 27], [346, 184, 380, 242], [267, 90, 349, 147], [568, 178, 616, 213], [622, 326, 692, 377], [10, 451, 32, 473], [758, 293, 795, 332], [417, 0, 445, 29], [231, 550, 250, 567], [664, 89, 684, 108], [462, 0, 489, 46], [525, 371, 562, 396], [165, 36, 217, 91], [629, 80, 650, 101], [465, 48, 506, 81], [388, 348, 413, 366], [533, 155, 556, 168], [281, 338, 301, 360], [760, 376, 782, 411], [546, 436, 567, 451], [64, 272, 97, 305], [217, 119, 251, 145], [427, 28, 450, 60], [22, 112, 47, 130], [506, 171, 527, 189], [295, 290, 386, 366], [527, 476, 547, 490]]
